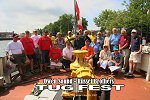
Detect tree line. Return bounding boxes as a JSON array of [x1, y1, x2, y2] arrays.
[[37, 0, 150, 37]]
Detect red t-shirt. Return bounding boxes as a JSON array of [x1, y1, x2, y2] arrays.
[[119, 35, 130, 48], [38, 36, 52, 50], [49, 47, 62, 60], [20, 37, 35, 55]]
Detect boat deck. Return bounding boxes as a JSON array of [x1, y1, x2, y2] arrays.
[[0, 70, 150, 100]]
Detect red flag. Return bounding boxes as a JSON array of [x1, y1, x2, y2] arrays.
[[75, 1, 80, 20], [75, 1, 83, 30]]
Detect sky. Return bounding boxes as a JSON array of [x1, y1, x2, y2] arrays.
[[0, 0, 128, 33]]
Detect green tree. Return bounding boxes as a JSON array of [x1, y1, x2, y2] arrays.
[[94, 0, 150, 35], [82, 17, 88, 30], [42, 14, 88, 36]]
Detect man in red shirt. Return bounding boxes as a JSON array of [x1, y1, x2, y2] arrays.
[[20, 30, 35, 73], [119, 29, 130, 73], [38, 31, 52, 73]]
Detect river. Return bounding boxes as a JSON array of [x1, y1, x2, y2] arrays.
[[0, 40, 11, 57]]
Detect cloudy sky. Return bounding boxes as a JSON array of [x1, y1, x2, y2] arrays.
[[0, 0, 128, 33]]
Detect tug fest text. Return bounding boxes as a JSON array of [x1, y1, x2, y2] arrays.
[[36, 78, 125, 91]]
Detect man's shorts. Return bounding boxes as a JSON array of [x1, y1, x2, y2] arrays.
[[35, 48, 40, 59], [129, 52, 141, 63], [12, 54, 26, 65], [41, 50, 50, 65]]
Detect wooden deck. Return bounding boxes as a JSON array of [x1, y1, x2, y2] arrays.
[[0, 70, 150, 100]]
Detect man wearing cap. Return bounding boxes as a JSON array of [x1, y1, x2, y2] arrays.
[[125, 29, 142, 77], [20, 31, 35, 74], [31, 29, 41, 67], [81, 38, 94, 67], [38, 31, 52, 73], [89, 30, 96, 42], [119, 29, 130, 73], [109, 28, 121, 52], [64, 31, 75, 47], [108, 45, 123, 73], [74, 33, 85, 50], [6, 34, 27, 80], [83, 30, 91, 43]]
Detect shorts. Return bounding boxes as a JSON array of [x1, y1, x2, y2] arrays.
[[35, 48, 40, 59], [27, 54, 35, 60], [41, 50, 50, 65], [129, 52, 141, 63], [12, 54, 26, 65]]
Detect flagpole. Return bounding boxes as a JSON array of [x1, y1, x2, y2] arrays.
[[74, 0, 77, 34]]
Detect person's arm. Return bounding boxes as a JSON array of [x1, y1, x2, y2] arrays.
[[109, 53, 117, 64], [62, 49, 69, 60], [87, 47, 94, 60]]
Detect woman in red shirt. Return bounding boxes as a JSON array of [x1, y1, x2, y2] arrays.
[[49, 40, 62, 72]]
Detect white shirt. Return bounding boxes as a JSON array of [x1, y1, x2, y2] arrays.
[[63, 47, 73, 60], [31, 34, 41, 48], [6, 41, 24, 54]]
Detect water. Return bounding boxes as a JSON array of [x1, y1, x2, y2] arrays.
[[0, 40, 11, 57]]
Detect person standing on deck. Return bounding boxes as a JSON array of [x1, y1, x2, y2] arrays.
[[20, 31, 35, 74], [125, 29, 142, 77], [38, 31, 52, 74], [74, 33, 85, 50], [119, 29, 130, 73], [6, 34, 27, 80], [104, 30, 110, 48], [48, 32, 55, 45], [97, 32, 104, 50], [89, 30, 96, 42], [109, 28, 121, 52], [31, 29, 41, 68], [55, 32, 65, 50], [64, 31, 75, 47]]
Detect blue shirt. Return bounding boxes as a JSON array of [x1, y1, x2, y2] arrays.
[[110, 52, 123, 63], [109, 33, 121, 45], [131, 36, 142, 52], [90, 42, 101, 53]]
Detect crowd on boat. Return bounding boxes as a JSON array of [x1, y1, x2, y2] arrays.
[[5, 28, 143, 81]]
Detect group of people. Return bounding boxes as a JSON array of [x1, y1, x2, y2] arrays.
[[5, 27, 142, 80]]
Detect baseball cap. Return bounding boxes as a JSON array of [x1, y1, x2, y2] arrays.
[[131, 29, 137, 33], [12, 33, 19, 38], [113, 45, 119, 51]]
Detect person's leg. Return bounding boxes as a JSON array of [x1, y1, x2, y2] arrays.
[[44, 51, 50, 67], [133, 63, 137, 73], [129, 60, 133, 73], [123, 49, 130, 72], [40, 51, 45, 72], [89, 59, 93, 68]]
